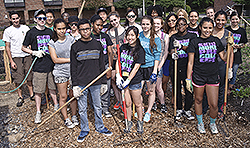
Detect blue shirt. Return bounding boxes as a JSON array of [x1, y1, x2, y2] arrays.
[[139, 32, 161, 68]]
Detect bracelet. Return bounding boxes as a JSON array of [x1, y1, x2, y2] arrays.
[[186, 78, 191, 80]]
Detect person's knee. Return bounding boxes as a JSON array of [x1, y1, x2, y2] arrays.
[[126, 100, 132, 108], [195, 97, 203, 104], [49, 89, 56, 95], [209, 102, 218, 110]]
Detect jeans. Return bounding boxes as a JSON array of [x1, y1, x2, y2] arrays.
[[229, 63, 239, 85], [78, 85, 104, 132], [218, 61, 226, 113]]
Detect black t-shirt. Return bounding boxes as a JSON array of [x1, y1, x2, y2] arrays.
[[187, 26, 199, 37], [23, 27, 54, 72], [70, 39, 105, 86], [187, 36, 224, 77], [169, 32, 197, 70], [225, 26, 248, 64], [119, 44, 145, 85], [91, 32, 113, 64]]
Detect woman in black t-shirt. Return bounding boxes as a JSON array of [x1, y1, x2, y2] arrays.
[[187, 10, 199, 36], [116, 26, 145, 133], [187, 17, 232, 134], [226, 11, 248, 90]]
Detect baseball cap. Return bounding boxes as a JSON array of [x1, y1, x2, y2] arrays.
[[68, 16, 79, 23], [97, 8, 108, 15], [34, 9, 46, 18]]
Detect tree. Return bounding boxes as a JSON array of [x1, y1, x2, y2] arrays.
[[84, 0, 109, 9], [114, 0, 153, 9], [233, 0, 250, 5], [187, 0, 214, 11]]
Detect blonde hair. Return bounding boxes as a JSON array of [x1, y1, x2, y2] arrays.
[[176, 8, 189, 23]]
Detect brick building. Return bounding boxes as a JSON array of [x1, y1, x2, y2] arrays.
[[0, 0, 114, 28]]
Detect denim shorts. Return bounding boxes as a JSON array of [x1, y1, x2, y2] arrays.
[[129, 82, 142, 90]]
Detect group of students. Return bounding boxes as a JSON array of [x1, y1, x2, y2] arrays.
[[2, 5, 247, 142]]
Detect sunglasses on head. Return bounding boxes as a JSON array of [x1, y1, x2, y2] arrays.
[[127, 15, 136, 18], [70, 23, 78, 26], [36, 17, 47, 21]]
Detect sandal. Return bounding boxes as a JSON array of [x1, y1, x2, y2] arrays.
[[218, 112, 224, 119], [30, 94, 35, 101], [16, 97, 24, 107]]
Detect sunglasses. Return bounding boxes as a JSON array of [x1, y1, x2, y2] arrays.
[[11, 17, 20, 20], [79, 28, 91, 31], [168, 19, 176, 22], [70, 23, 78, 26], [127, 15, 136, 18], [36, 17, 47, 21]]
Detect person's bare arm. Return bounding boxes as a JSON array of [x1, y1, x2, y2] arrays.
[[5, 42, 16, 69], [49, 46, 70, 64], [128, 63, 141, 80], [22, 45, 33, 55], [187, 53, 194, 79], [107, 45, 113, 79], [158, 35, 169, 71]]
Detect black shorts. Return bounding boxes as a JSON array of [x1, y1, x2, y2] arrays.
[[192, 73, 220, 87], [141, 67, 154, 81]]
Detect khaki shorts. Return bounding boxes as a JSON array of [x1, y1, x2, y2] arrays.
[[33, 72, 56, 93], [11, 56, 33, 84]]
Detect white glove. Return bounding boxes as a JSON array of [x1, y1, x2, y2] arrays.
[[228, 68, 233, 79], [172, 53, 179, 60], [73, 86, 82, 98], [233, 48, 237, 53], [122, 78, 130, 89], [173, 39, 182, 49], [32, 50, 46, 58], [116, 73, 124, 89], [100, 84, 108, 96]]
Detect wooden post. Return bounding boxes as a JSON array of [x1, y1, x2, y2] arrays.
[[0, 46, 11, 83]]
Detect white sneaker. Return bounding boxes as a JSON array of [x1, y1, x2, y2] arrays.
[[183, 110, 195, 120], [197, 123, 206, 134], [71, 116, 79, 126], [210, 123, 218, 134], [35, 112, 41, 124], [65, 119, 75, 128], [176, 110, 183, 120], [54, 104, 59, 111]]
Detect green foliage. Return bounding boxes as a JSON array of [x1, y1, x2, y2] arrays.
[[187, 0, 214, 11], [114, 0, 153, 9], [240, 45, 250, 75], [85, 0, 109, 9], [231, 86, 250, 99], [233, 0, 250, 5], [186, 5, 191, 13]]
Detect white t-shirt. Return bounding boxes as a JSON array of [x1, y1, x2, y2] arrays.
[[125, 23, 143, 33], [3, 25, 30, 58]]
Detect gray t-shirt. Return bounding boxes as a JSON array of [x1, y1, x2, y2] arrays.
[[216, 29, 230, 62], [48, 35, 75, 77]]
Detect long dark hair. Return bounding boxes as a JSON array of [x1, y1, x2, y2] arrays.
[[125, 26, 144, 61], [52, 18, 67, 42], [106, 11, 120, 33], [214, 10, 228, 21], [230, 11, 239, 20], [124, 9, 137, 27], [141, 15, 157, 54], [198, 17, 214, 36], [163, 13, 178, 34]]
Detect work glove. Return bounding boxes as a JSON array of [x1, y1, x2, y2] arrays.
[[32, 50, 46, 58], [233, 48, 237, 53], [100, 84, 108, 96], [116, 73, 124, 90], [73, 86, 82, 99], [185, 79, 193, 93], [149, 73, 157, 84], [226, 36, 235, 46], [228, 68, 233, 80], [122, 78, 130, 89], [173, 39, 182, 49], [172, 53, 179, 60]]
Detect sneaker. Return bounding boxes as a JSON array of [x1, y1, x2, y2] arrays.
[[120, 104, 124, 113], [16, 97, 24, 107], [35, 112, 41, 124], [71, 115, 79, 126], [54, 104, 59, 111], [124, 121, 133, 133], [145, 91, 149, 96], [210, 123, 218, 134], [103, 111, 112, 118], [176, 110, 183, 120], [183, 110, 195, 120], [160, 104, 167, 113], [137, 120, 143, 134], [77, 131, 89, 142], [143, 112, 151, 122], [197, 123, 206, 134], [110, 88, 115, 97], [97, 127, 113, 136], [152, 102, 157, 111], [65, 119, 75, 128], [114, 101, 120, 110]]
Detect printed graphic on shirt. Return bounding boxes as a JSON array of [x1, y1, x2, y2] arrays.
[[77, 50, 100, 61], [177, 39, 189, 58], [198, 42, 217, 63], [37, 35, 50, 54], [233, 33, 241, 44], [96, 38, 107, 54], [187, 30, 199, 37], [121, 49, 134, 77], [111, 38, 123, 60]]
